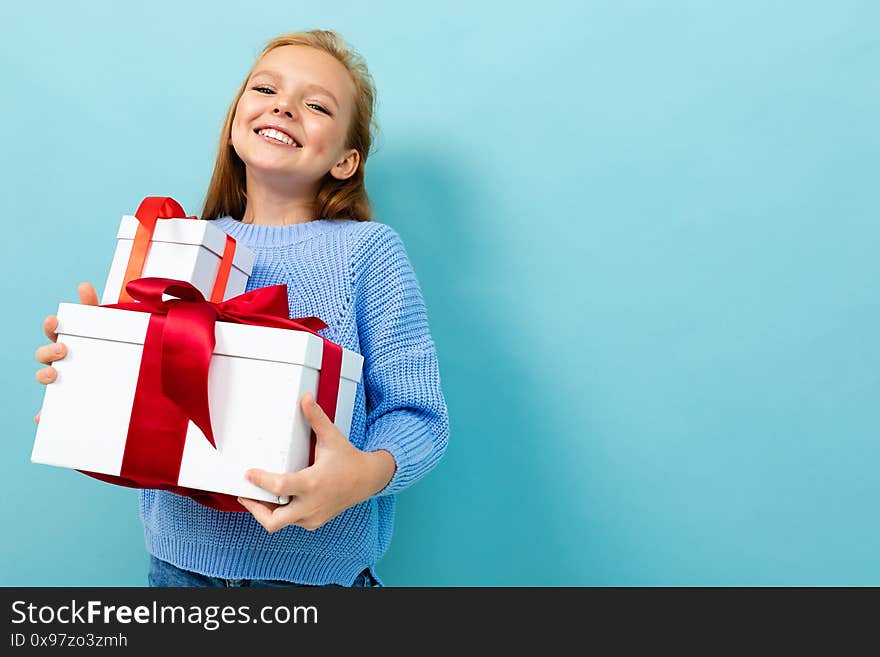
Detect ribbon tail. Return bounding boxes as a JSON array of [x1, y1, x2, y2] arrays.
[[161, 301, 219, 447], [120, 314, 191, 484]]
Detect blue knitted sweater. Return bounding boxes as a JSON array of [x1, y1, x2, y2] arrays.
[[140, 216, 449, 586]]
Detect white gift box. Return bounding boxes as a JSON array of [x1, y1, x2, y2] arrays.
[[101, 216, 256, 305], [31, 303, 363, 504]]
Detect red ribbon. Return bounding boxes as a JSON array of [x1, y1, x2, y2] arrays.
[[118, 197, 237, 304], [79, 277, 343, 512]]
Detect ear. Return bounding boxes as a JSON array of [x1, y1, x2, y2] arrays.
[[329, 148, 360, 181]]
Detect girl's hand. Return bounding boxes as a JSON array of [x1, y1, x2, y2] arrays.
[[33, 283, 99, 422], [238, 392, 396, 532]]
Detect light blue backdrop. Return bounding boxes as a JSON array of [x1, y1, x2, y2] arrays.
[[1, 1, 877, 586]]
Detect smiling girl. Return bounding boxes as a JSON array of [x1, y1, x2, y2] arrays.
[[33, 29, 449, 588]]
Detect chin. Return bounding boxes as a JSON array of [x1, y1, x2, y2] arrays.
[[246, 161, 313, 181]]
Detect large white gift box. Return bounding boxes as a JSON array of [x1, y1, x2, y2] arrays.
[[101, 215, 256, 305], [31, 303, 364, 505]]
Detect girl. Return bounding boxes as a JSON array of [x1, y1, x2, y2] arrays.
[[33, 29, 449, 588]]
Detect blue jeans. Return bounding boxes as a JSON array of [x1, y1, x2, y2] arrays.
[[148, 555, 381, 588]]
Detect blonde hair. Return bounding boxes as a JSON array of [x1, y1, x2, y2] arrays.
[[201, 30, 378, 222]]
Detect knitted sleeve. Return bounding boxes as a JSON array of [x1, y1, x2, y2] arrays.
[[352, 223, 449, 497]]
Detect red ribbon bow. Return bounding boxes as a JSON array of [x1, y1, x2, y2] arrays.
[[79, 277, 343, 512]]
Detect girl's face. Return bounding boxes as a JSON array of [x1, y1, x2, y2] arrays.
[[230, 45, 359, 192]]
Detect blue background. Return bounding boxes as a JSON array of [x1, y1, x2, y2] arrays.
[[1, 1, 877, 586]]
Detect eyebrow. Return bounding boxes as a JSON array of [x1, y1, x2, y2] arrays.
[[249, 69, 339, 107]]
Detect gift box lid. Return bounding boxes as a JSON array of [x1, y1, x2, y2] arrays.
[[117, 216, 255, 275], [55, 303, 364, 383]]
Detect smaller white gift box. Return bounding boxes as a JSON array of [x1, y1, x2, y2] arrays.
[[31, 302, 363, 505], [101, 215, 256, 305]]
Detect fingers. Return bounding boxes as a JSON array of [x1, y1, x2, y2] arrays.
[[301, 393, 334, 432], [237, 497, 298, 533], [43, 315, 58, 342], [237, 496, 318, 533], [34, 411, 41, 424], [35, 367, 58, 385], [35, 342, 64, 388], [41, 282, 97, 343], [245, 468, 310, 497], [35, 342, 65, 365], [38, 282, 92, 368], [78, 282, 99, 306], [236, 497, 285, 532]]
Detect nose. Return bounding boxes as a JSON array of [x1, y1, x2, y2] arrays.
[[270, 90, 298, 120]]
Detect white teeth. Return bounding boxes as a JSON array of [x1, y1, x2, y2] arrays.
[[257, 128, 298, 146]]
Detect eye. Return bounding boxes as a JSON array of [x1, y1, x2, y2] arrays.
[[252, 85, 274, 94], [308, 103, 330, 115]]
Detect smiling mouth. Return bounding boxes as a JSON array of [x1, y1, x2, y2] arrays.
[[253, 128, 302, 148]]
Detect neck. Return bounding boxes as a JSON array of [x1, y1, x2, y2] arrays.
[[240, 174, 319, 225]]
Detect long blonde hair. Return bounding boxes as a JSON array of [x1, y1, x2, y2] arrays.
[[201, 30, 378, 222]]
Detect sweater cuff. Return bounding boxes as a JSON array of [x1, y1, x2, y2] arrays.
[[363, 412, 443, 497]]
